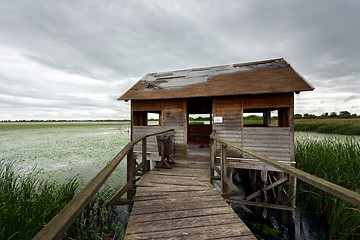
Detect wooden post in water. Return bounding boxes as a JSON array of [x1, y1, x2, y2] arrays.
[[288, 174, 297, 226], [210, 138, 215, 179], [221, 144, 228, 193], [141, 138, 149, 173], [250, 170, 257, 191], [261, 170, 268, 219], [276, 172, 284, 203], [127, 148, 135, 200]]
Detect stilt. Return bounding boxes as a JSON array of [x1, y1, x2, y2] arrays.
[[261, 170, 268, 219], [250, 170, 257, 191], [288, 174, 297, 227], [276, 172, 284, 203]]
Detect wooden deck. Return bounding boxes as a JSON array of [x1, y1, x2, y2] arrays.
[[124, 154, 256, 239]]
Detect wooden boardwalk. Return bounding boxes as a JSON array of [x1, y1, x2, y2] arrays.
[[124, 154, 256, 239]]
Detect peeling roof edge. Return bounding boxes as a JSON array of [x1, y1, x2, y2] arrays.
[[117, 58, 314, 101], [118, 88, 314, 101]]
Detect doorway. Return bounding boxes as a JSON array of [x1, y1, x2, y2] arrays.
[[187, 98, 212, 151]]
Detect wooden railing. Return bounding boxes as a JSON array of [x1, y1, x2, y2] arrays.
[[210, 131, 360, 207], [33, 129, 175, 240]]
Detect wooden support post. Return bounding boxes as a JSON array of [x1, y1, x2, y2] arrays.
[[250, 170, 257, 191], [141, 138, 149, 173], [276, 172, 284, 203], [210, 139, 216, 180], [261, 170, 268, 219], [220, 144, 228, 194], [288, 174, 297, 226], [127, 148, 135, 200]]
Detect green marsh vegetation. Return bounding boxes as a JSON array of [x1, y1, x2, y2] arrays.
[[0, 121, 130, 239], [295, 136, 360, 239], [0, 161, 125, 239], [295, 118, 360, 135]]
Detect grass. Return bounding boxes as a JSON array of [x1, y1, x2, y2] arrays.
[[295, 137, 360, 239], [295, 118, 360, 135], [0, 161, 78, 239], [0, 161, 126, 239]]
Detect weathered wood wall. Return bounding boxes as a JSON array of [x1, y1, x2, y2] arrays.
[[213, 93, 294, 171], [131, 93, 295, 169], [132, 99, 187, 160]]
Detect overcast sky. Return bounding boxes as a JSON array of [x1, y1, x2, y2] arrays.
[[0, 0, 359, 120]]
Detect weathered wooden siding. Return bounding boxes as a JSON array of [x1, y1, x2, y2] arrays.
[[242, 93, 292, 109], [231, 127, 293, 171], [162, 99, 187, 153], [213, 97, 242, 143], [132, 99, 187, 159], [212, 94, 294, 171]]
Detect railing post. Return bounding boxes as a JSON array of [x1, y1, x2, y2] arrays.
[[210, 138, 216, 180], [127, 147, 135, 200], [141, 138, 149, 173], [220, 144, 228, 194], [288, 174, 297, 226]]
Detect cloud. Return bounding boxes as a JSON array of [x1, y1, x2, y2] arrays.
[[0, 0, 359, 120]]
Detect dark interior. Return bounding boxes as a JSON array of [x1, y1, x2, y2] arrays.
[[187, 97, 212, 145]]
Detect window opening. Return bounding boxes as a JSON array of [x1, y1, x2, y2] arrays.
[[147, 112, 160, 126], [133, 111, 161, 126], [243, 109, 288, 127]]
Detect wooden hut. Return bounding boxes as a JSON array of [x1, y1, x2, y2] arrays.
[[118, 58, 313, 165]]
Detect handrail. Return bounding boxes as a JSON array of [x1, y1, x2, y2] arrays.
[[210, 132, 360, 207], [33, 129, 174, 240]]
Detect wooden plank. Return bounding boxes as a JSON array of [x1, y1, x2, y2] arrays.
[[128, 206, 233, 223], [142, 172, 209, 181], [211, 134, 360, 207], [125, 223, 256, 240], [124, 154, 255, 240], [139, 176, 209, 186], [134, 190, 218, 198], [135, 185, 211, 193], [132, 194, 224, 204], [126, 213, 240, 234], [33, 128, 175, 240], [132, 195, 224, 208], [130, 197, 229, 215]]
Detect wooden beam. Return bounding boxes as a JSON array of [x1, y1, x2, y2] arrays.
[[225, 198, 295, 211], [33, 128, 175, 240], [245, 177, 288, 201], [210, 133, 360, 207], [108, 182, 132, 206]]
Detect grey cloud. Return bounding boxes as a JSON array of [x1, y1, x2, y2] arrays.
[[0, 0, 359, 120]]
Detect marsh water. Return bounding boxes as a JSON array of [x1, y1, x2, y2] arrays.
[[0, 122, 130, 189], [0, 122, 357, 239]]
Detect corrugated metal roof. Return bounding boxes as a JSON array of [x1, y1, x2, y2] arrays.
[[118, 58, 314, 100]]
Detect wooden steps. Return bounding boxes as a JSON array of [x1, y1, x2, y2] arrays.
[[124, 155, 256, 239]]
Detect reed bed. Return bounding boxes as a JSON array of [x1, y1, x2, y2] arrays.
[[0, 161, 78, 239], [295, 137, 360, 239], [295, 118, 360, 135], [0, 161, 125, 239]]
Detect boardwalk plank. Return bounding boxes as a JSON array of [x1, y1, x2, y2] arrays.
[[134, 190, 217, 198], [128, 206, 234, 223], [132, 195, 224, 207], [124, 154, 255, 239], [125, 223, 256, 240], [131, 199, 229, 215], [126, 213, 240, 234]]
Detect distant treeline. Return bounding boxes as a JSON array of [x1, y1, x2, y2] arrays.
[[295, 111, 359, 119], [1, 111, 359, 123], [0, 119, 130, 123]]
